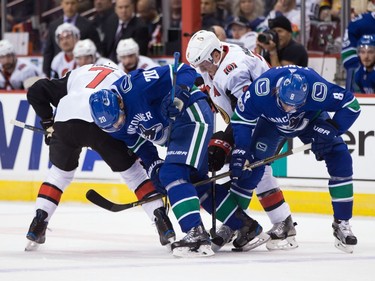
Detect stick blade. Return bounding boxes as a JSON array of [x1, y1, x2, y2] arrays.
[[86, 189, 126, 212], [10, 119, 25, 128]]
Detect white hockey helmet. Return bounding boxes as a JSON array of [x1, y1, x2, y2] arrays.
[[73, 39, 97, 58], [186, 30, 223, 67], [0, 39, 15, 56], [55, 23, 80, 44], [116, 38, 140, 57]]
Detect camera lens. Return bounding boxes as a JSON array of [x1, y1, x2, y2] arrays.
[[258, 33, 269, 44]]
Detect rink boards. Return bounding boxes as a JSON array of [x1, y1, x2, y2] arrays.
[[0, 92, 374, 216]]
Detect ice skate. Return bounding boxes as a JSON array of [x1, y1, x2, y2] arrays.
[[332, 219, 357, 253], [171, 225, 214, 257], [153, 207, 176, 248], [232, 210, 269, 252], [25, 209, 48, 251], [266, 215, 298, 251], [211, 224, 236, 252]]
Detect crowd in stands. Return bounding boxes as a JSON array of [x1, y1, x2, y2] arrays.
[[0, 0, 374, 93]]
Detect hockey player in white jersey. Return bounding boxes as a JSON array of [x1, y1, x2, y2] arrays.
[[116, 38, 159, 73], [0, 39, 43, 90], [186, 30, 297, 251], [73, 39, 115, 67], [25, 62, 175, 251], [50, 23, 80, 78]]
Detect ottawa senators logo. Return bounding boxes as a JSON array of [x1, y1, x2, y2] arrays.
[[223, 63, 237, 75]]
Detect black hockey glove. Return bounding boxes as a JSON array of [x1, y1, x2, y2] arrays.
[[147, 159, 166, 195], [311, 119, 339, 160], [161, 85, 190, 120], [208, 131, 233, 171], [40, 118, 54, 145]]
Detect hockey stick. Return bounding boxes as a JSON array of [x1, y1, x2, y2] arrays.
[[86, 143, 312, 213], [86, 189, 165, 212], [210, 170, 217, 238], [171, 52, 180, 101], [10, 119, 47, 135], [194, 143, 312, 187], [166, 52, 181, 146]]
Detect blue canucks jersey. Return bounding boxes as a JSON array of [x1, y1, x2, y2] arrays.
[[341, 12, 375, 69], [108, 63, 207, 165], [231, 65, 361, 151], [354, 66, 375, 94]]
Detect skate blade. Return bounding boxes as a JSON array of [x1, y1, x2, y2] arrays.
[[172, 244, 215, 258], [163, 237, 176, 253], [25, 240, 41, 251], [334, 238, 354, 254], [232, 232, 270, 252], [266, 236, 299, 251]]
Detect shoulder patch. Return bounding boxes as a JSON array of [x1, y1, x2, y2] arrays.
[[311, 82, 327, 102], [223, 63, 237, 75], [254, 78, 270, 96], [18, 63, 27, 70]]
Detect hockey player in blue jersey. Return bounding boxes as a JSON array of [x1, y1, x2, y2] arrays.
[[229, 65, 361, 253], [341, 11, 375, 90], [89, 63, 269, 257], [354, 34, 375, 94]]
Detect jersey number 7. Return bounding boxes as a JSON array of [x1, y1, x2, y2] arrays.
[[86, 66, 115, 89]]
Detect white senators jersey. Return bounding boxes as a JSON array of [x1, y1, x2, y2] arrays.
[[51, 52, 77, 78], [54, 63, 125, 123], [200, 42, 270, 123], [0, 58, 41, 90]]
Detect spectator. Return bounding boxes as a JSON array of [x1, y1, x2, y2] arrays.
[[216, 0, 233, 24], [369, 0, 375, 12], [260, 0, 310, 42], [318, 3, 340, 22], [0, 39, 43, 90], [116, 38, 159, 73], [102, 0, 150, 62], [73, 39, 115, 67], [230, 0, 265, 33], [170, 0, 182, 28], [299, 0, 321, 20], [201, 0, 222, 29], [264, 0, 275, 16], [254, 15, 308, 67], [341, 11, 375, 91], [208, 25, 227, 41], [227, 16, 258, 50], [307, 3, 341, 53], [354, 34, 375, 94], [42, 0, 102, 78], [91, 0, 115, 42], [50, 23, 80, 79], [136, 0, 163, 55]]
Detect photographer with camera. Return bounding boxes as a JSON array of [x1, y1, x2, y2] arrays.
[[254, 15, 308, 67]]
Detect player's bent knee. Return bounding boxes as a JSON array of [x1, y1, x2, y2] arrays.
[[159, 163, 190, 187]]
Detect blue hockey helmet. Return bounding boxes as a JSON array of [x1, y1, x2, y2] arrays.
[[89, 89, 125, 133], [278, 73, 308, 113], [357, 34, 375, 49]]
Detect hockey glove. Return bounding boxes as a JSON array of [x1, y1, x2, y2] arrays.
[[161, 85, 190, 120], [147, 159, 166, 195], [208, 131, 233, 172], [230, 148, 253, 184], [311, 119, 339, 160], [40, 118, 54, 145]]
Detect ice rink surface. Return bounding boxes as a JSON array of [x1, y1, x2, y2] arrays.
[[0, 201, 374, 281]]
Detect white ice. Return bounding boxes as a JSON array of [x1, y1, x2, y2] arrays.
[[1, 201, 374, 281]]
